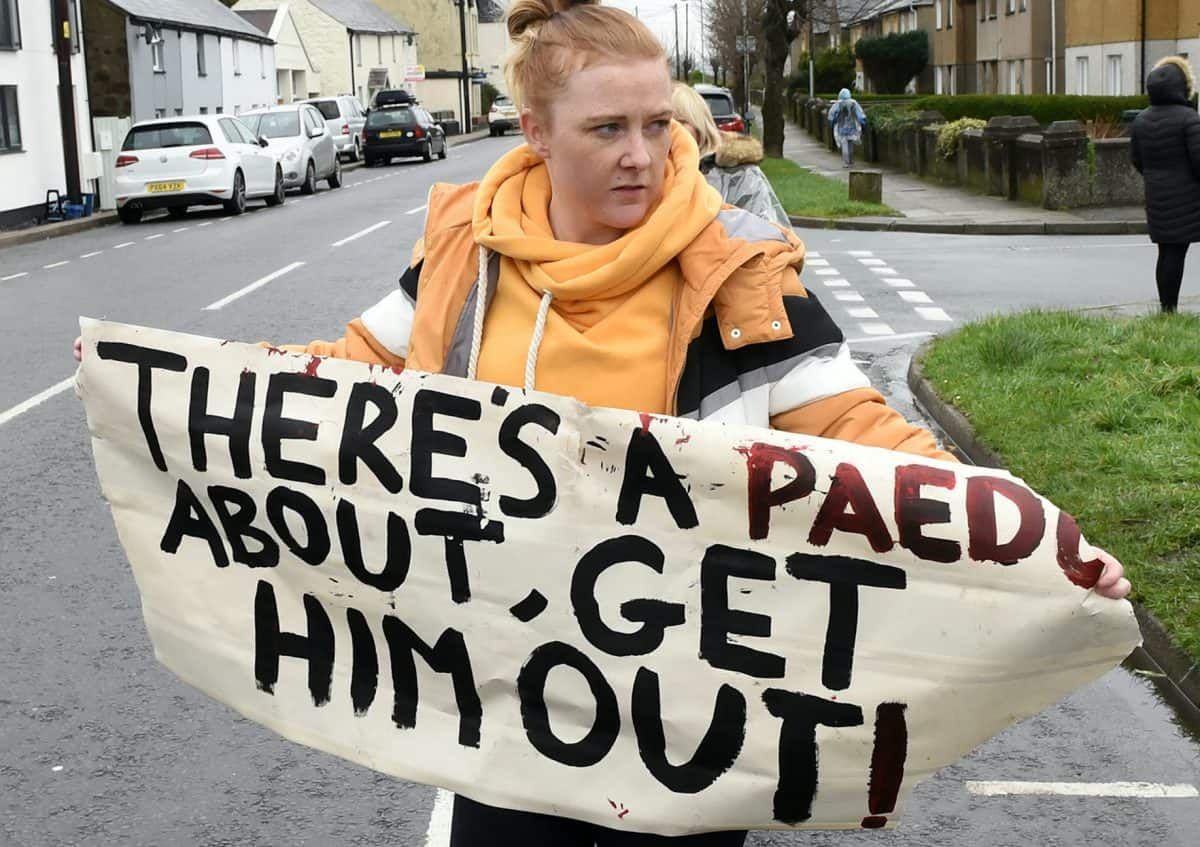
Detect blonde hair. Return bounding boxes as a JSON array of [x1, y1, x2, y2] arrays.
[[671, 83, 722, 157], [504, 0, 666, 111]]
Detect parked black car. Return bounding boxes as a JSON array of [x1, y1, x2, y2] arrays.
[[362, 105, 448, 165]]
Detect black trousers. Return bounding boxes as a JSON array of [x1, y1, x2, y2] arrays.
[[449, 795, 749, 847], [1156, 242, 1190, 312]]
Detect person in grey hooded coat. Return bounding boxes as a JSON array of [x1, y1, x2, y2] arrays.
[[1131, 56, 1200, 312]]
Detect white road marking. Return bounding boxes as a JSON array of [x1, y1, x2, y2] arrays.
[[203, 261, 306, 311], [406, 204, 428, 215], [806, 258, 830, 266], [834, 292, 864, 302], [916, 306, 953, 322], [44, 261, 70, 269], [332, 219, 391, 247], [806, 250, 821, 258], [423, 789, 455, 847], [847, 307, 879, 319], [113, 241, 134, 249], [869, 267, 898, 276], [172, 227, 189, 233], [0, 377, 74, 429], [848, 250, 874, 256], [847, 330, 933, 344], [822, 279, 851, 288], [198, 221, 213, 227], [814, 268, 841, 276], [886, 278, 915, 288], [81, 251, 103, 259], [898, 290, 934, 303], [144, 233, 164, 240], [966, 782, 1199, 799], [858, 258, 886, 266], [2, 271, 29, 281], [219, 216, 233, 222], [859, 322, 895, 336]]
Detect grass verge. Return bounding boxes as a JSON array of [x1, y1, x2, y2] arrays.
[[922, 310, 1200, 662], [761, 156, 897, 219]]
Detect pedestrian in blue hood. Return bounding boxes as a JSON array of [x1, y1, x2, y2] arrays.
[[828, 88, 867, 168]]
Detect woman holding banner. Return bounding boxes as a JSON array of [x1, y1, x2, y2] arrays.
[[73, 0, 1130, 842]]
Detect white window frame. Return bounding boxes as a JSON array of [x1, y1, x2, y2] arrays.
[[0, 85, 21, 150], [354, 34, 362, 66], [232, 38, 241, 75], [1106, 54, 1123, 95], [948, 0, 954, 28], [150, 27, 164, 72], [197, 33, 206, 77], [1076, 56, 1090, 95], [259, 42, 265, 78], [936, 0, 943, 30], [0, 0, 21, 50]]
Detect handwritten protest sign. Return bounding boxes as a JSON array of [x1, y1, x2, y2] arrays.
[[76, 319, 1140, 835]]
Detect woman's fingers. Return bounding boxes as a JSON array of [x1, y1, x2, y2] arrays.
[[73, 336, 83, 362], [1092, 549, 1131, 600]]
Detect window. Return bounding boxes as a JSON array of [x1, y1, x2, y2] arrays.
[[1006, 0, 1015, 13], [151, 27, 165, 72], [154, 108, 167, 118], [377, 35, 383, 64], [199, 106, 208, 114], [215, 106, 222, 114], [197, 33, 206, 76], [174, 108, 182, 116], [355, 34, 362, 66], [0, 85, 20, 150], [123, 122, 213, 150], [1076, 56, 1090, 95], [948, 0, 953, 28], [1107, 54, 1123, 95], [232, 39, 241, 75], [936, 1, 943, 30], [0, 0, 20, 50], [259, 43, 265, 78], [1020, 0, 1028, 9], [935, 66, 944, 94], [392, 35, 397, 62], [218, 118, 241, 144]]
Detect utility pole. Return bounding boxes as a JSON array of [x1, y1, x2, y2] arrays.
[[684, 0, 689, 80], [674, 3, 680, 80], [456, 0, 472, 130], [52, 0, 82, 203], [742, 0, 750, 115]]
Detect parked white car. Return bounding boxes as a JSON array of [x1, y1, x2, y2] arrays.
[[302, 95, 367, 162], [113, 115, 284, 224], [241, 104, 341, 194]]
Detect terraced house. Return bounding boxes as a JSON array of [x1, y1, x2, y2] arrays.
[[974, 0, 1065, 94], [930, 0, 978, 95], [1065, 0, 1200, 96]]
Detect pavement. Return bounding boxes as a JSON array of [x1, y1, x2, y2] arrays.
[[0, 125, 493, 251], [782, 120, 1150, 235]]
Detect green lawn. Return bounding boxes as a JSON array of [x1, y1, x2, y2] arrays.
[[922, 310, 1200, 662], [760, 156, 897, 219]]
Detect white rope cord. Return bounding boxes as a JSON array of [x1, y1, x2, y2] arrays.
[[525, 290, 554, 392], [466, 247, 489, 380]]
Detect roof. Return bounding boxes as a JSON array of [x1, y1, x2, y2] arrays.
[[308, 0, 414, 34], [812, 0, 932, 33], [103, 0, 272, 42], [235, 9, 277, 36], [478, 0, 507, 24]]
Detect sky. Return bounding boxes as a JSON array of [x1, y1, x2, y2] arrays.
[[606, 0, 709, 67]]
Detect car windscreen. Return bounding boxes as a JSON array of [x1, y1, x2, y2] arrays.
[[311, 100, 340, 120], [701, 93, 736, 117], [243, 112, 300, 138], [366, 109, 416, 129], [122, 122, 213, 150]]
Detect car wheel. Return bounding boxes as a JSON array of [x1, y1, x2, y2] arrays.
[[223, 170, 246, 215], [437, 140, 447, 160], [489, 126, 496, 137], [265, 167, 285, 207], [167, 206, 188, 220], [352, 138, 361, 162], [328, 157, 342, 189], [301, 160, 316, 195], [117, 205, 142, 224], [422, 140, 433, 163]]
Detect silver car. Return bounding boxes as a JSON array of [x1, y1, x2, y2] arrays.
[[303, 95, 367, 162], [241, 104, 341, 194]]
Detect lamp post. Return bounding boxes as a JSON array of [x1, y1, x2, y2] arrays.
[[456, 0, 472, 130]]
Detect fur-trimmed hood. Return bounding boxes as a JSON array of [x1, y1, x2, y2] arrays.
[[1149, 56, 1196, 105], [713, 131, 764, 167]]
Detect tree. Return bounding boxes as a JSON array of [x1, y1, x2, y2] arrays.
[[855, 30, 930, 94]]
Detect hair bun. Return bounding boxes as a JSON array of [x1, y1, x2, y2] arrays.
[[507, 0, 599, 40]]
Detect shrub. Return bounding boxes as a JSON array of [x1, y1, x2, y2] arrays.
[[855, 31, 930, 94], [911, 94, 1149, 125], [936, 118, 987, 159], [789, 45, 858, 97], [865, 104, 921, 134]]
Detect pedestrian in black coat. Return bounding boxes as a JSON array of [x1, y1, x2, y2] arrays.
[[1131, 56, 1200, 312]]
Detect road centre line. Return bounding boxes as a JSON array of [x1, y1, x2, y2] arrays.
[[144, 234, 164, 241], [203, 261, 306, 311], [198, 221, 213, 227], [406, 204, 428, 215], [966, 782, 1198, 799], [423, 789, 454, 847], [80, 251, 103, 258], [0, 377, 74, 429], [172, 227, 189, 233], [113, 241, 134, 249], [331, 220, 391, 247], [2, 271, 29, 281], [43, 261, 70, 269]]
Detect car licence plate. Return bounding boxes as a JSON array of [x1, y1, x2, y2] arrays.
[[379, 130, 406, 139], [146, 181, 185, 193]]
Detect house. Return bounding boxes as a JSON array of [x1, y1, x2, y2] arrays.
[[848, 0, 937, 92], [0, 0, 100, 228], [974, 0, 1064, 94], [81, 0, 277, 121], [930, 0, 978, 95], [477, 0, 509, 96], [1064, 0, 1200, 97], [373, 0, 482, 128], [236, 3, 321, 102], [233, 0, 416, 108]]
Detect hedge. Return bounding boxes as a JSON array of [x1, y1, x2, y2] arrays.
[[814, 93, 922, 103], [911, 95, 1149, 125]]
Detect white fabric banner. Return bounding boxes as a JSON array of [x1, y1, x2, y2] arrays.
[[76, 319, 1141, 835]]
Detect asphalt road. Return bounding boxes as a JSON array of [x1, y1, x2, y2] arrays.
[[1, 136, 1197, 846]]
